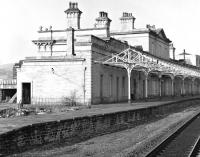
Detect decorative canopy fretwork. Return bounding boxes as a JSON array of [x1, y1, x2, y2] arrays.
[[97, 48, 200, 78]]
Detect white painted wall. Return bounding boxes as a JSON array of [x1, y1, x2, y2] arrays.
[[17, 60, 91, 104]]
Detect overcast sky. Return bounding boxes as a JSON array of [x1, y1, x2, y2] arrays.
[[0, 0, 200, 64]]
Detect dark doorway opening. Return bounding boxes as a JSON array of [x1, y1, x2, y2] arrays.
[[131, 79, 136, 100], [22, 83, 31, 104]]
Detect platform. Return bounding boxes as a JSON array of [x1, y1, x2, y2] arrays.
[[0, 96, 199, 135]]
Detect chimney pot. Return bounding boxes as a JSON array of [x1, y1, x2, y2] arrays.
[[99, 11, 102, 17], [39, 26, 43, 31], [71, 3, 74, 8], [69, 2, 72, 8]]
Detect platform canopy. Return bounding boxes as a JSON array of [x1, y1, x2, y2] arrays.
[[95, 47, 200, 103], [96, 47, 200, 78]]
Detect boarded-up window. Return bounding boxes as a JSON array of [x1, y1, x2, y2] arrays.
[[109, 75, 113, 96], [122, 76, 125, 96], [100, 74, 103, 97]]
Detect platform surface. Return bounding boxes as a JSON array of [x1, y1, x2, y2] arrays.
[[0, 96, 199, 134]]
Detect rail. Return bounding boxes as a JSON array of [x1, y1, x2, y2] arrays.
[[145, 110, 200, 157]]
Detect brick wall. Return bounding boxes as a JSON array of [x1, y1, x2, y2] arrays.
[[0, 98, 200, 155]]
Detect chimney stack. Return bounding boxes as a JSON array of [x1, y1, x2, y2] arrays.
[[95, 11, 112, 37], [66, 27, 75, 56], [64, 2, 82, 29], [120, 12, 135, 31]]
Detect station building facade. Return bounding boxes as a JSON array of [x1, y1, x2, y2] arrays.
[[14, 2, 200, 105]]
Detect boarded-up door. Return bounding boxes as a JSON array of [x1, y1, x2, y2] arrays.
[[116, 77, 119, 101], [100, 75, 103, 103]]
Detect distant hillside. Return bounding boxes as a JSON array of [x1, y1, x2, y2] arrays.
[[0, 63, 14, 80]]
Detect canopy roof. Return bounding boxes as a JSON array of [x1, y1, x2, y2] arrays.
[[95, 48, 200, 79]]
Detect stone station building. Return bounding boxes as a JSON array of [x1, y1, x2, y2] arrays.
[[1, 2, 200, 105]]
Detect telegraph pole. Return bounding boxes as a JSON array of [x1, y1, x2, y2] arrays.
[[50, 26, 53, 56], [179, 49, 191, 64]]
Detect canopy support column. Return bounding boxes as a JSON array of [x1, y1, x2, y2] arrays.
[[192, 78, 195, 96], [182, 78, 185, 96], [145, 77, 148, 98], [171, 76, 174, 96], [159, 74, 162, 97], [127, 66, 132, 104], [144, 72, 148, 98]]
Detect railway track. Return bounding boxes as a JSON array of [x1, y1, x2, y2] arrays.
[[145, 111, 200, 157]]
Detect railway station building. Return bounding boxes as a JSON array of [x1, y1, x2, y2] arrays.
[[3, 2, 200, 105]]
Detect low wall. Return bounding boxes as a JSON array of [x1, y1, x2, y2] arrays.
[[0, 98, 200, 155]]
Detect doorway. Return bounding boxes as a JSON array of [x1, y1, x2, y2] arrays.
[[22, 83, 31, 104]]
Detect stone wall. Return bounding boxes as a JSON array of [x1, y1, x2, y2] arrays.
[[17, 58, 91, 105], [0, 98, 200, 155], [92, 63, 127, 104], [149, 34, 169, 59], [91, 36, 128, 104]]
